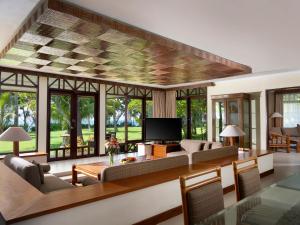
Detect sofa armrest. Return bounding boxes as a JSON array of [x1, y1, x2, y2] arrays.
[[40, 163, 51, 173]]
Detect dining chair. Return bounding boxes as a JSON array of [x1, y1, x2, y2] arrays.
[[233, 156, 261, 201], [179, 167, 224, 225]]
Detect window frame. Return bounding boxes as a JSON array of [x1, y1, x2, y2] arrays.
[[176, 95, 207, 140], [0, 89, 38, 155]]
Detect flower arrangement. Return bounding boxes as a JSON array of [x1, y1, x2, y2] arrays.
[[105, 137, 120, 165]]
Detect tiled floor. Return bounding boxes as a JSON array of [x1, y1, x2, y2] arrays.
[[49, 152, 138, 176]]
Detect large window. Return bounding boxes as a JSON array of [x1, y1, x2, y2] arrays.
[[283, 93, 300, 127], [0, 91, 37, 154], [176, 97, 207, 140], [106, 94, 151, 152]]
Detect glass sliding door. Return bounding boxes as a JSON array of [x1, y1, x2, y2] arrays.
[[106, 96, 126, 143], [77, 96, 96, 157], [49, 93, 72, 159], [191, 98, 207, 140], [48, 91, 98, 161], [176, 99, 188, 139], [127, 98, 142, 141]]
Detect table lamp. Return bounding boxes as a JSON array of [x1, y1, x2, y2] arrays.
[[0, 127, 32, 156], [270, 112, 283, 127], [220, 125, 245, 146]]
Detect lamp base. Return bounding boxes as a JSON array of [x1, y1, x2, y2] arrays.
[[13, 141, 19, 156]]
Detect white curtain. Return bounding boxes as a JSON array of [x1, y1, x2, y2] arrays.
[[152, 91, 166, 118], [165, 90, 176, 118], [283, 93, 300, 127]]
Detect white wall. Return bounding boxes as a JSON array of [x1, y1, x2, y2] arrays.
[[207, 71, 300, 150], [37, 77, 48, 152]]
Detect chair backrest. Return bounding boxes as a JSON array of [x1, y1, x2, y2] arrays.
[[180, 168, 224, 225], [233, 157, 261, 201], [191, 146, 238, 164], [101, 155, 189, 182]]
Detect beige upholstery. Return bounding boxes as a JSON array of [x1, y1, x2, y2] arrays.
[[101, 155, 188, 182], [187, 181, 224, 224], [282, 127, 300, 137], [3, 154, 73, 193], [238, 167, 261, 199], [269, 127, 283, 136], [3, 154, 41, 189], [180, 139, 223, 154], [191, 146, 238, 164], [40, 174, 74, 193]]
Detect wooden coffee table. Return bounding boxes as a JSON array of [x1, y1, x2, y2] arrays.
[[72, 155, 155, 185]]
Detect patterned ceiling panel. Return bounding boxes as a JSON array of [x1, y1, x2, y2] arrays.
[[0, 1, 251, 85]]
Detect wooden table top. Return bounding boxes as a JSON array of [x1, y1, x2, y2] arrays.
[[74, 155, 161, 175], [0, 150, 272, 224]]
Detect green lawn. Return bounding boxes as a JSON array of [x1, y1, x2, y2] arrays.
[[106, 127, 142, 142], [0, 126, 206, 154]]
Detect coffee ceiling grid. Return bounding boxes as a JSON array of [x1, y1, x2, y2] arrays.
[[0, 0, 251, 86]]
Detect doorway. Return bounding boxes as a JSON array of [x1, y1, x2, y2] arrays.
[[47, 90, 99, 161]]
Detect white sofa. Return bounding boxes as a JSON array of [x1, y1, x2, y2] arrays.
[[167, 139, 223, 163]]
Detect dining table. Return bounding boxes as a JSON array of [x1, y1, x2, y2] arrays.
[[198, 173, 300, 225]]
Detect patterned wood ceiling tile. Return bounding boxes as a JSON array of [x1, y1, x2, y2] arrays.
[[0, 1, 251, 85], [40, 65, 64, 72], [72, 46, 102, 57], [37, 9, 79, 30], [47, 39, 77, 51], [19, 33, 52, 46], [24, 57, 51, 66], [63, 52, 89, 60], [37, 46, 68, 56], [19, 62, 43, 69], [67, 65, 89, 72], [7, 48, 35, 57], [54, 56, 80, 65], [29, 23, 64, 38], [56, 30, 90, 45], [85, 57, 111, 65], [70, 20, 108, 38]]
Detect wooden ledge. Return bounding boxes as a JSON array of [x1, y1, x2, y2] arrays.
[[0, 152, 47, 160], [0, 150, 272, 224]]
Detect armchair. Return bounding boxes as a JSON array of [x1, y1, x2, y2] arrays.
[[269, 131, 291, 153]]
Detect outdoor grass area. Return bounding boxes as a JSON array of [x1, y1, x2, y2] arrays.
[[0, 129, 95, 154], [106, 127, 142, 142], [50, 129, 94, 148]]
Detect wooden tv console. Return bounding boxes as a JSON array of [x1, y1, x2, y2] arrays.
[[153, 144, 181, 158]]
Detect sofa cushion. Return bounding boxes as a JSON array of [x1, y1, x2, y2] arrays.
[[40, 174, 74, 193], [180, 139, 203, 154], [203, 142, 223, 150], [3, 154, 41, 190], [101, 155, 188, 182], [191, 146, 238, 164], [282, 127, 300, 137], [32, 160, 44, 184], [269, 127, 282, 136]]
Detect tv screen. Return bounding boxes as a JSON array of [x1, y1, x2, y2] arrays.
[[145, 118, 182, 141]]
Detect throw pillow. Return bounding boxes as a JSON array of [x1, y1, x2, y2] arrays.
[[32, 160, 44, 184], [199, 143, 206, 151]]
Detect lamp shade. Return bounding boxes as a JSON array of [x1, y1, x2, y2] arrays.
[[0, 127, 32, 142], [220, 125, 246, 137], [271, 112, 283, 118]]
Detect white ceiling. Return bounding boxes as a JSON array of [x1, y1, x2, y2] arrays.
[[1, 0, 300, 78]]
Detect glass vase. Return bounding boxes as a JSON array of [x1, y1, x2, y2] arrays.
[[109, 152, 114, 165]]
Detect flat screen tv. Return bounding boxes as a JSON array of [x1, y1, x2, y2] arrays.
[[145, 118, 182, 141]]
